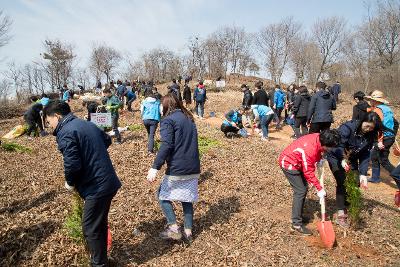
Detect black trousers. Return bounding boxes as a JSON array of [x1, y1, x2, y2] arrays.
[[83, 192, 116, 267], [327, 158, 349, 210], [371, 136, 395, 173], [294, 117, 308, 137], [221, 124, 239, 136], [24, 114, 44, 136], [309, 122, 331, 134]]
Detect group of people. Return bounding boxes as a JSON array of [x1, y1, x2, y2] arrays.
[[21, 76, 400, 266]]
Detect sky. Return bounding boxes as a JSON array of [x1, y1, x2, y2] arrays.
[[0, 0, 372, 80]]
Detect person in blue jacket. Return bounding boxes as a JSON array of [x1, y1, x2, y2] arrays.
[[44, 100, 121, 267], [220, 107, 245, 138], [141, 90, 162, 154], [193, 81, 207, 118], [62, 85, 71, 103], [251, 104, 275, 141], [273, 85, 286, 128], [326, 112, 381, 227], [126, 89, 136, 112], [146, 93, 200, 243]]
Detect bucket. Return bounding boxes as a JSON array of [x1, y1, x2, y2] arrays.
[[394, 141, 400, 157]]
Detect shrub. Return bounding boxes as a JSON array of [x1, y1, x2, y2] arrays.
[[1, 142, 32, 153], [198, 136, 220, 158]]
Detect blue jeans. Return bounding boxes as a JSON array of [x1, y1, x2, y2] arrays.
[[260, 114, 274, 138], [143, 119, 158, 153], [196, 101, 205, 117], [159, 200, 194, 229]]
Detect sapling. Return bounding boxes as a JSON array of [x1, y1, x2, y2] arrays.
[[344, 170, 363, 226], [64, 192, 84, 243]]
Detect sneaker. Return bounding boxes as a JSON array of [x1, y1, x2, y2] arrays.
[[182, 231, 193, 244], [226, 132, 235, 138], [160, 227, 182, 240], [368, 177, 382, 183], [114, 141, 122, 145], [291, 224, 312, 236], [335, 214, 349, 228], [261, 137, 269, 141]]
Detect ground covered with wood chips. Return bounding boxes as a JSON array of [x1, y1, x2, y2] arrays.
[[0, 88, 399, 266]]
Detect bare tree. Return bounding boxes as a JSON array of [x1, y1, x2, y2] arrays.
[[89, 44, 121, 83], [312, 16, 346, 81], [0, 10, 12, 48], [4, 61, 24, 102], [256, 17, 301, 83]]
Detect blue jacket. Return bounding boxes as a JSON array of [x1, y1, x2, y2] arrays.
[[117, 84, 126, 96], [141, 97, 161, 121], [62, 90, 70, 102], [126, 90, 136, 101], [274, 89, 285, 108], [331, 83, 341, 96], [194, 86, 207, 103], [54, 114, 121, 199], [252, 105, 273, 117], [223, 110, 242, 126], [40, 97, 50, 106], [377, 104, 395, 137], [153, 110, 201, 175], [327, 120, 377, 176]]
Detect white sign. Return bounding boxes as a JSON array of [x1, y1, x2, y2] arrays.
[[216, 80, 226, 88], [91, 113, 112, 127]]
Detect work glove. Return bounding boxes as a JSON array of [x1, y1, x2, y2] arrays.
[[65, 181, 75, 191], [359, 175, 368, 189], [147, 168, 158, 183], [317, 159, 326, 168], [378, 141, 385, 150], [317, 189, 327, 199], [341, 159, 350, 172]]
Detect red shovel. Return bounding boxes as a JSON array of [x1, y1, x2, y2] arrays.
[[317, 165, 336, 249]]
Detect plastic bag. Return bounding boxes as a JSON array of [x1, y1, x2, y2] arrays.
[[2, 125, 26, 139]]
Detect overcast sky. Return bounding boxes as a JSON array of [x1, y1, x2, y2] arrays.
[[1, 0, 371, 79]]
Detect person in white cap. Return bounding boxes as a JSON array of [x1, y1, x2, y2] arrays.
[[365, 90, 398, 184]]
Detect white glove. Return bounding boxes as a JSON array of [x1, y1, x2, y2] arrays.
[[147, 168, 158, 182], [359, 175, 368, 189], [317, 189, 326, 199], [65, 181, 74, 191], [317, 159, 326, 168], [341, 159, 350, 172], [378, 141, 385, 150]]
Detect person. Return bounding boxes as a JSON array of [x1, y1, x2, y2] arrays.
[[102, 88, 122, 144], [24, 101, 46, 137], [152, 87, 163, 100], [307, 81, 336, 133], [84, 101, 102, 121], [169, 79, 182, 101], [126, 90, 136, 112], [193, 81, 207, 118], [279, 130, 341, 235], [141, 90, 162, 155], [292, 86, 311, 138], [183, 82, 192, 108], [116, 81, 127, 108], [251, 81, 268, 106], [44, 100, 121, 267], [221, 107, 245, 138], [352, 91, 370, 121], [146, 93, 200, 243], [241, 84, 253, 127], [96, 80, 102, 95], [331, 81, 341, 103], [39, 93, 50, 107], [251, 104, 275, 141], [326, 113, 381, 227], [62, 84, 71, 102], [365, 90, 399, 184], [273, 84, 286, 127]]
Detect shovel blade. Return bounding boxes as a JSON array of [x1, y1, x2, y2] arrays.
[[317, 220, 335, 249]]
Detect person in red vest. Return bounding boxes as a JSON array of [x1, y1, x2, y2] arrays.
[[278, 130, 340, 235]]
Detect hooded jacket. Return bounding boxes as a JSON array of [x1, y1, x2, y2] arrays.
[[194, 85, 207, 102], [141, 97, 162, 121], [242, 89, 253, 109], [352, 100, 370, 122], [274, 89, 286, 109], [307, 90, 336, 123], [278, 133, 324, 191], [24, 103, 43, 122], [292, 92, 311, 118], [54, 114, 121, 199]]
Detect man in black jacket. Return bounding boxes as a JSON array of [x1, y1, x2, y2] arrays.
[[45, 100, 121, 267], [352, 91, 370, 121], [292, 86, 311, 138], [307, 81, 336, 133], [252, 81, 269, 106], [24, 101, 47, 137]]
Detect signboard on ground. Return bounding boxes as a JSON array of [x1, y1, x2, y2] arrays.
[[216, 80, 226, 88], [90, 113, 112, 128]]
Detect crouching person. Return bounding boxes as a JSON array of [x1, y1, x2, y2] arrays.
[[251, 105, 275, 141], [146, 93, 200, 243], [24, 100, 47, 137], [221, 107, 245, 138], [45, 100, 121, 267], [278, 130, 340, 235]]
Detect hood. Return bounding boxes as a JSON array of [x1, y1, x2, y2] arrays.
[[318, 90, 331, 99], [300, 92, 311, 100], [144, 97, 157, 103], [53, 113, 75, 136]]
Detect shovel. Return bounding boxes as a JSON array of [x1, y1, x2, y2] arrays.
[[317, 165, 336, 249]]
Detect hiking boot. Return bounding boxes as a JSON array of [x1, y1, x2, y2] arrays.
[[291, 224, 312, 236], [335, 214, 349, 228], [160, 226, 182, 240]]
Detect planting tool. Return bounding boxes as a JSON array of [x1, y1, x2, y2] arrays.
[[317, 165, 336, 249]]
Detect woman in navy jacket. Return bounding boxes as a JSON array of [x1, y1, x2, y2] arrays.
[[146, 93, 200, 243], [326, 112, 381, 227]]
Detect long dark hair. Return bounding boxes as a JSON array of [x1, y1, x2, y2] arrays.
[[356, 112, 382, 141], [162, 93, 194, 121]]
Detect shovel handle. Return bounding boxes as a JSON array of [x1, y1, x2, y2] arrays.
[[318, 164, 326, 222]]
